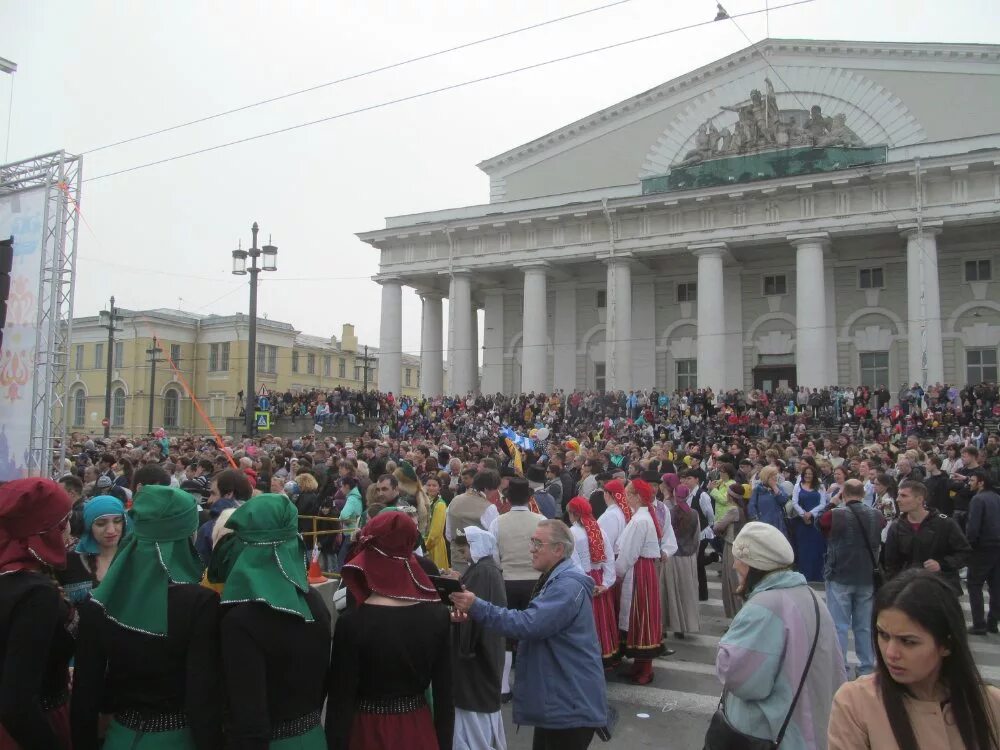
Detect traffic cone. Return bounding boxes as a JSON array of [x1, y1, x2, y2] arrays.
[[307, 547, 326, 585]]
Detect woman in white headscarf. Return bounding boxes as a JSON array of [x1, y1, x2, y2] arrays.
[[451, 527, 507, 750]]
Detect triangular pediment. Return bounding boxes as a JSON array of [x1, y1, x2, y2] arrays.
[[478, 38, 1000, 202]]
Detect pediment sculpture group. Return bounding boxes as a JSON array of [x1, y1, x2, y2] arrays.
[[678, 77, 864, 166]]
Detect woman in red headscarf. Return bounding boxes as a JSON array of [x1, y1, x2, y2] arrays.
[[614, 479, 665, 685], [566, 497, 618, 668], [0, 478, 74, 750], [597, 478, 632, 622], [327, 512, 453, 750]]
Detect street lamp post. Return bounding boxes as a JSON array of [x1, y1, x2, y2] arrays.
[[98, 296, 121, 438], [146, 336, 163, 434], [232, 223, 277, 437]]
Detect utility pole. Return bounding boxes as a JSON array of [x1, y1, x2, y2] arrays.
[[98, 297, 121, 438], [231, 223, 278, 437], [146, 336, 163, 434], [362, 345, 370, 393], [361, 345, 378, 394]]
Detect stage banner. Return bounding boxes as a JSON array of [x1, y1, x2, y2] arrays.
[[0, 188, 47, 480]]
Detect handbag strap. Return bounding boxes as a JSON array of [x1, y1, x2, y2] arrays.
[[715, 588, 823, 744], [774, 589, 822, 746], [847, 504, 878, 569]]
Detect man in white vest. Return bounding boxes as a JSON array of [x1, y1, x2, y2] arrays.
[[488, 476, 545, 702]]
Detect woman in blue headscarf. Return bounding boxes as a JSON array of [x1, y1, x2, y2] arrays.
[[57, 495, 128, 604]]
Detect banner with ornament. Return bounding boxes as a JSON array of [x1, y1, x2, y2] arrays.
[[0, 188, 46, 480]]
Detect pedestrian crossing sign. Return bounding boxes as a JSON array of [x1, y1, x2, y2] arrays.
[[255, 411, 271, 431]]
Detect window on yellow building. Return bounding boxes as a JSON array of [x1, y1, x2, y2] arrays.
[[405, 369, 411, 386], [170, 344, 181, 365], [292, 351, 300, 373], [114, 342, 124, 368], [323, 356, 331, 377], [209, 342, 231, 371], [112, 388, 126, 427], [72, 387, 86, 426], [339, 358, 346, 378], [307, 354, 315, 375], [164, 388, 179, 428]]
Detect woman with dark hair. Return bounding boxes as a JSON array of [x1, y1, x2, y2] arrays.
[[829, 569, 1000, 749], [112, 459, 133, 491], [875, 473, 899, 522], [790, 465, 828, 582], [58, 495, 129, 604]]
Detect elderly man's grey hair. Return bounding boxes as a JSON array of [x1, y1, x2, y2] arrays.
[[538, 519, 575, 560]]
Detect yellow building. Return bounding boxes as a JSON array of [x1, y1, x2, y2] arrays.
[[61, 308, 421, 435]]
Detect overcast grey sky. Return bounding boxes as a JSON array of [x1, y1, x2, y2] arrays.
[[1, 0, 997, 359]]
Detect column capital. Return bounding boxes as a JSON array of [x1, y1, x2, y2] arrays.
[[522, 261, 550, 274], [373, 274, 403, 286], [898, 220, 943, 239], [786, 232, 830, 249], [595, 250, 635, 266], [689, 241, 730, 260], [437, 267, 473, 280], [414, 288, 444, 300]]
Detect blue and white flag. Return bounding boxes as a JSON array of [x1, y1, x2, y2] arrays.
[[500, 426, 534, 452]]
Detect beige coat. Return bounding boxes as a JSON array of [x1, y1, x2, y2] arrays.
[[829, 674, 1000, 750]]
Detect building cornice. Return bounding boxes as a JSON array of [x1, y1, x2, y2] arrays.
[[359, 143, 1000, 247]]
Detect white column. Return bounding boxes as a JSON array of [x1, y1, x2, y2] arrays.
[[691, 243, 727, 393], [553, 284, 578, 392], [789, 232, 831, 388], [450, 271, 473, 395], [521, 264, 549, 394], [469, 305, 480, 394], [419, 293, 443, 396], [377, 278, 403, 396], [632, 281, 656, 389], [482, 290, 505, 394], [722, 266, 745, 390], [605, 257, 633, 391], [902, 221, 944, 385]]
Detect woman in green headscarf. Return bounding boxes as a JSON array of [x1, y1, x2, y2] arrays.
[[217, 493, 331, 749], [70, 485, 223, 750]]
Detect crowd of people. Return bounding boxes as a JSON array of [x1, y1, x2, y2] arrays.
[[253, 381, 1000, 446], [2, 380, 1000, 749]]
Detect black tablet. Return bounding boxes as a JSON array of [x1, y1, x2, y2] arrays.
[[428, 575, 462, 605]]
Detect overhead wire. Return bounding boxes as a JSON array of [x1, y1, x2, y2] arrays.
[[84, 0, 817, 183], [80, 0, 639, 156]]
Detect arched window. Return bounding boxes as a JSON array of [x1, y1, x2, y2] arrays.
[[112, 388, 126, 427], [72, 388, 86, 426], [163, 388, 179, 428]]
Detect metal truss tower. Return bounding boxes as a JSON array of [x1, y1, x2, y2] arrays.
[[0, 150, 82, 477]]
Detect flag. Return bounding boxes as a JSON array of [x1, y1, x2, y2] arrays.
[[500, 426, 534, 452]]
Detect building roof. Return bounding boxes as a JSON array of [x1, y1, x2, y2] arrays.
[[475, 37, 1000, 175]]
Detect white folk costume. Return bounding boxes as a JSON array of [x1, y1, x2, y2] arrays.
[[614, 480, 665, 684], [567, 496, 619, 666]]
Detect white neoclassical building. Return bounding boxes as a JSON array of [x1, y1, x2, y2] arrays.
[[359, 39, 1000, 397]]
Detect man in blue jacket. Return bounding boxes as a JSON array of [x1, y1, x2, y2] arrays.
[[451, 519, 608, 749]]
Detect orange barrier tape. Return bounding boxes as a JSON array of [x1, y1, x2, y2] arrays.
[[153, 332, 238, 469]]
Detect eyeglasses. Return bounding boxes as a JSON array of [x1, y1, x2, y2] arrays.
[[528, 537, 557, 551]]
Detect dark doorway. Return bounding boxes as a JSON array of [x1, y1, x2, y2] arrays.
[[753, 366, 796, 394]]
